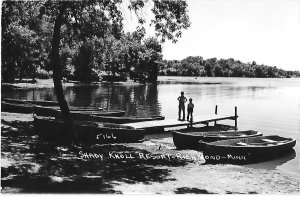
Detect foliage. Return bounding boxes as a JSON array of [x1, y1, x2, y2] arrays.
[[1, 0, 190, 83], [73, 38, 100, 82], [160, 56, 300, 78], [1, 1, 49, 82]]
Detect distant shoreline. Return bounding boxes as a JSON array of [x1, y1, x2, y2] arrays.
[[2, 75, 300, 89]]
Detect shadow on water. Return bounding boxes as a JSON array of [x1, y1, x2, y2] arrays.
[[1, 121, 188, 193]]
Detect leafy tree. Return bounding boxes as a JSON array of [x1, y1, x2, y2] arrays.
[[213, 64, 223, 77], [143, 37, 162, 82], [255, 66, 264, 78], [267, 66, 277, 78], [204, 61, 213, 77], [1, 1, 45, 82], [73, 38, 101, 82], [101, 32, 163, 83], [230, 64, 243, 77], [223, 68, 230, 77], [36, 0, 191, 143]]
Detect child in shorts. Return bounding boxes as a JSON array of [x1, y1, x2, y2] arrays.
[[187, 98, 194, 122]]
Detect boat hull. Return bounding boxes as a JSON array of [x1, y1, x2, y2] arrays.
[[34, 116, 145, 144], [1, 102, 34, 113], [172, 130, 262, 149], [33, 106, 125, 120], [88, 115, 165, 124], [2, 98, 104, 111], [200, 135, 296, 164], [3, 98, 59, 106]]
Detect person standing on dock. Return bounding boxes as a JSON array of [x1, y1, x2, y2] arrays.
[[187, 98, 194, 122], [177, 91, 187, 120]]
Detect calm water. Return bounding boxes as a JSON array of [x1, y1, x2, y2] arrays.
[[2, 76, 300, 176]]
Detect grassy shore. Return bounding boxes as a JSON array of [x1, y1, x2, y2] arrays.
[[1, 112, 300, 194]]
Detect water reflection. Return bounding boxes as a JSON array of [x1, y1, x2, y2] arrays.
[[2, 88, 57, 102], [2, 83, 162, 117]]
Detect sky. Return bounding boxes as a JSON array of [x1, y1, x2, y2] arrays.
[[123, 0, 300, 71]]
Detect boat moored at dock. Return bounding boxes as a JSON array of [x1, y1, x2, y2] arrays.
[[172, 130, 262, 149], [3, 98, 59, 106], [33, 105, 125, 120], [88, 115, 165, 124], [1, 101, 34, 114], [2, 98, 104, 111]]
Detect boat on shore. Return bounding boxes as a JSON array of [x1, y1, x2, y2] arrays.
[[172, 130, 262, 149], [33, 106, 125, 120], [2, 98, 104, 111], [88, 115, 165, 124], [34, 116, 145, 144], [199, 135, 296, 164]]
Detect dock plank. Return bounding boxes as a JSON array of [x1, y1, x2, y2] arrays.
[[122, 114, 236, 129]]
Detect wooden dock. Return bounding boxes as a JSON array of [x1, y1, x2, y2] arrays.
[[122, 106, 238, 130]]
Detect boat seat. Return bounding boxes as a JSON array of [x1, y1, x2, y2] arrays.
[[275, 140, 289, 145], [261, 139, 277, 143], [250, 140, 290, 146], [236, 142, 248, 146]]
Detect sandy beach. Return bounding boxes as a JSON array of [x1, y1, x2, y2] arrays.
[[1, 112, 300, 194]]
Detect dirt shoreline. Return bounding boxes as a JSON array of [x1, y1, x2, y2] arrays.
[[1, 112, 300, 194]]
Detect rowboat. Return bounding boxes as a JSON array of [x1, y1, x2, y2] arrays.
[[172, 130, 262, 149], [87, 115, 165, 124], [33, 106, 125, 120], [3, 98, 59, 106], [1, 101, 34, 113], [2, 98, 104, 111], [1, 101, 105, 114], [34, 116, 145, 144], [199, 135, 296, 164]]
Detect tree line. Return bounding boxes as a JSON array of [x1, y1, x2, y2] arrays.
[[159, 56, 300, 78], [1, 1, 165, 84]]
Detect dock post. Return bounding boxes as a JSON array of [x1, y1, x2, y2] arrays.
[[235, 106, 238, 131], [187, 120, 193, 129], [214, 105, 218, 125]]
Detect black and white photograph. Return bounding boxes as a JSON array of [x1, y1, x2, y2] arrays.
[[1, 0, 300, 194]]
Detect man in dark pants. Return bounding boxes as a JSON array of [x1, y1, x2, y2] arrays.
[[177, 91, 187, 120]]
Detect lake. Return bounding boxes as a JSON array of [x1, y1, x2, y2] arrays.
[[2, 76, 300, 176]]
